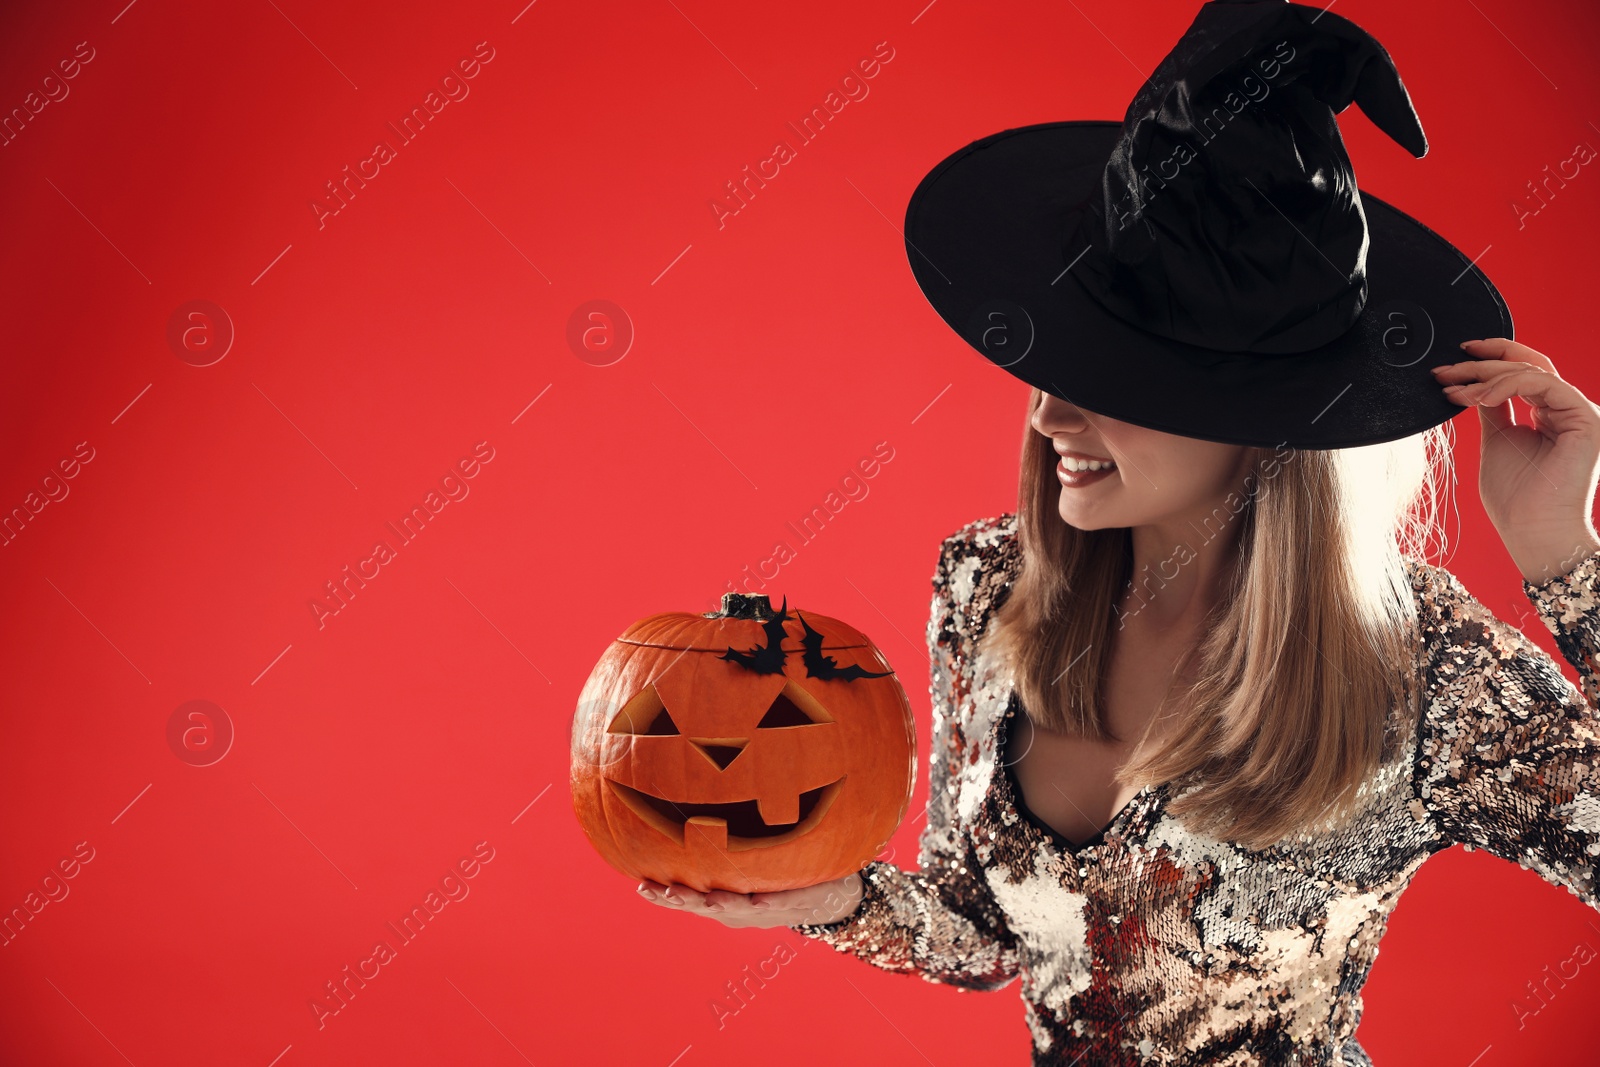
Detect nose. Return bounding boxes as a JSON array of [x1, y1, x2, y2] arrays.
[[1032, 391, 1094, 436], [690, 737, 748, 770]]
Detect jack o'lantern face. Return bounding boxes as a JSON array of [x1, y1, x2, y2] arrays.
[[603, 677, 845, 851], [571, 595, 916, 894]]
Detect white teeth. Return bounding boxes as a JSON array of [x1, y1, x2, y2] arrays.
[[1063, 457, 1115, 472]]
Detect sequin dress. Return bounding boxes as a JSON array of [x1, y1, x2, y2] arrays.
[[791, 512, 1600, 1065]]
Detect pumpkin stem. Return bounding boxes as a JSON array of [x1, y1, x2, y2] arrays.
[[711, 592, 779, 620]]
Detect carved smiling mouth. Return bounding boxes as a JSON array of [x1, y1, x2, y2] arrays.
[[606, 777, 844, 851]]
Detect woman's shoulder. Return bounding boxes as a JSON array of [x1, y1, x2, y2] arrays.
[[1401, 548, 1600, 704], [938, 511, 1019, 555], [1398, 554, 1470, 627], [1400, 548, 1501, 601], [1393, 556, 1530, 691], [935, 512, 1022, 646], [1401, 551, 1547, 643]]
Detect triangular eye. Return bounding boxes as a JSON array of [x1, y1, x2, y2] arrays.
[[640, 710, 678, 735], [641, 706, 680, 735], [606, 687, 680, 735], [757, 693, 819, 728]]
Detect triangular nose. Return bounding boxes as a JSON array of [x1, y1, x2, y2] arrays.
[[690, 737, 748, 771]]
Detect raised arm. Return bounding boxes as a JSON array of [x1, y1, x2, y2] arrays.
[[790, 529, 1023, 991], [1413, 546, 1600, 908]]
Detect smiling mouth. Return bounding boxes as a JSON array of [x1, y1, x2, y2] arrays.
[[607, 777, 844, 850]]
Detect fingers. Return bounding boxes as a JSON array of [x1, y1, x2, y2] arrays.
[[1439, 368, 1548, 435], [1440, 369, 1556, 408], [1436, 368, 1544, 422], [1429, 340, 1597, 438], [1436, 337, 1554, 421], [1431, 341, 1543, 424], [636, 878, 708, 908], [1439, 368, 1596, 427], [633, 875, 861, 929], [1433, 357, 1550, 390], [635, 879, 786, 927], [639, 881, 741, 912], [1455, 337, 1560, 375]]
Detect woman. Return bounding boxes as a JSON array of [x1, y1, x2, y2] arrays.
[[639, 3, 1600, 1061], [640, 344, 1600, 1062]]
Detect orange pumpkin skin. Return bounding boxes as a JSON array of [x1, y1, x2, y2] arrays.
[[571, 594, 915, 894]]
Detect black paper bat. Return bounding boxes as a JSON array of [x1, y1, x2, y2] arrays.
[[797, 610, 893, 681], [718, 595, 793, 675], [718, 595, 892, 681]]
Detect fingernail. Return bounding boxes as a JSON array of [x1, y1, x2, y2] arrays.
[[705, 902, 725, 912], [751, 899, 770, 909], [1459, 340, 1478, 348], [638, 888, 658, 900]]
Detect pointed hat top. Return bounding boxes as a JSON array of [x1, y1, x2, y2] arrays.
[[1068, 0, 1428, 354]]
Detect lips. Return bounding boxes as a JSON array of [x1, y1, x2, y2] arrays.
[[1057, 458, 1117, 488], [607, 777, 844, 849]]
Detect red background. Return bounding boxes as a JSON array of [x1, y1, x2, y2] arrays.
[[2, 0, 1598, 1063]]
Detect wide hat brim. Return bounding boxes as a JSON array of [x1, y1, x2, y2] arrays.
[[904, 120, 1513, 449]]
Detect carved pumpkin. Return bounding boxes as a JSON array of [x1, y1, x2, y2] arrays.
[[571, 592, 915, 894]]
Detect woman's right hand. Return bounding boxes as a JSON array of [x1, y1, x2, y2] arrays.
[[635, 871, 864, 929]]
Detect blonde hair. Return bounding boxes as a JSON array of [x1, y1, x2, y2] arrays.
[[986, 387, 1455, 850]]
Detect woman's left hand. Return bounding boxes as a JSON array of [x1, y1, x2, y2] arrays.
[[635, 873, 863, 930], [1433, 338, 1600, 583]]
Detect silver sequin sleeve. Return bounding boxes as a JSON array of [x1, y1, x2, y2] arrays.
[[790, 534, 1024, 991], [1414, 546, 1600, 909]]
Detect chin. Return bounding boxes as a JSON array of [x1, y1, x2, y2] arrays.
[[1057, 501, 1114, 531]]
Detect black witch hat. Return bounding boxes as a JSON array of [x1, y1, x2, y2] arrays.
[[903, 0, 1509, 448]]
